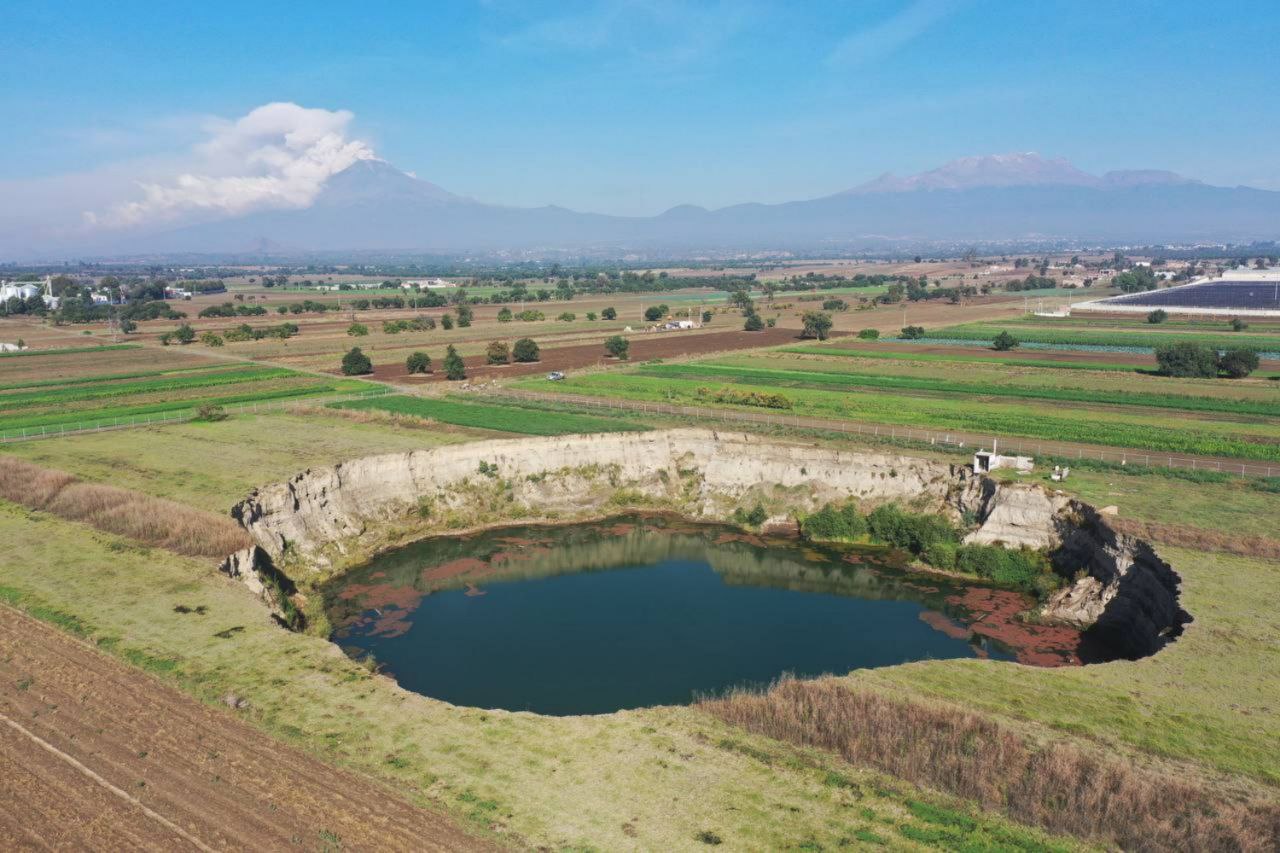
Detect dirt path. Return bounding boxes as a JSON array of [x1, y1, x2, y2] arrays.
[[0, 607, 492, 852]]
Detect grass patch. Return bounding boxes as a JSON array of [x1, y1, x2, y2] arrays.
[[0, 343, 141, 358]]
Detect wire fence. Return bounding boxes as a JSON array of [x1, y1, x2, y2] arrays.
[[489, 388, 1280, 479], [0, 388, 392, 444]]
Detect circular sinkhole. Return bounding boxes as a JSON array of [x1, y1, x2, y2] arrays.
[[322, 514, 1089, 715]]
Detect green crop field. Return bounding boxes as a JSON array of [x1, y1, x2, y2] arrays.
[[917, 322, 1280, 352], [0, 343, 142, 358], [634, 361, 1280, 417], [331, 394, 645, 435], [780, 343, 1146, 372], [517, 371, 1280, 461]]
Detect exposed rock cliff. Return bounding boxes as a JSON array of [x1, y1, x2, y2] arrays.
[[223, 429, 1186, 659]]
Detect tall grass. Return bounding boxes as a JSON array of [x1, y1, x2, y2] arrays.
[[0, 456, 249, 557], [701, 678, 1280, 851]]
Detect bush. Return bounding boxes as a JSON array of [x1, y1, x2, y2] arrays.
[[586, 311, 597, 321], [193, 403, 228, 422], [456, 304, 473, 327], [857, 328, 880, 340], [347, 322, 369, 336], [341, 347, 373, 376], [1155, 342, 1217, 378], [443, 344, 466, 380], [696, 386, 792, 409], [743, 311, 764, 332], [405, 351, 431, 374], [955, 544, 1054, 593], [199, 331, 224, 347], [497, 307, 513, 322], [1218, 347, 1259, 378], [486, 340, 510, 364], [1231, 317, 1248, 331], [923, 541, 957, 570], [801, 502, 866, 542], [557, 311, 576, 322], [992, 330, 1019, 351], [899, 325, 925, 339], [644, 304, 669, 322], [866, 504, 956, 555], [602, 307, 617, 320], [822, 298, 849, 311], [701, 310, 713, 324], [800, 311, 833, 340], [604, 335, 630, 360], [174, 323, 196, 345], [441, 314, 454, 330], [733, 503, 769, 527], [512, 337, 540, 363], [1146, 309, 1168, 324]]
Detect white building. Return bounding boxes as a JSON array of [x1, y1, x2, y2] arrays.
[[403, 278, 454, 290], [0, 283, 41, 301]]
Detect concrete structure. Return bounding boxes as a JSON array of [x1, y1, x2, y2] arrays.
[[973, 442, 1034, 474]]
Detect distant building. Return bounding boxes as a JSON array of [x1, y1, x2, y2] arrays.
[[0, 283, 41, 301], [402, 278, 454, 290]]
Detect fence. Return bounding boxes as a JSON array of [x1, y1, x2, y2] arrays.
[[0, 388, 392, 444], [489, 388, 1280, 479]]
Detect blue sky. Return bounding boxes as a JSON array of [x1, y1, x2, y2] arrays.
[[4, 0, 1279, 222]]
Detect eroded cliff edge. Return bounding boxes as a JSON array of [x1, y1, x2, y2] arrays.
[[221, 429, 1188, 659]]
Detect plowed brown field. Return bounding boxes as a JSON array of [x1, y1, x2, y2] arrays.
[[0, 608, 490, 851]]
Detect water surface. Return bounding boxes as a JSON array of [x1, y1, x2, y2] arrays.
[[324, 515, 1060, 715]]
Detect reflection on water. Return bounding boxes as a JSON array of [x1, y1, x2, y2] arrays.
[[323, 514, 1083, 715]]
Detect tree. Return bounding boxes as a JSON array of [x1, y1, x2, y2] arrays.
[[644, 304, 669, 322], [443, 344, 466, 380], [742, 310, 764, 332], [899, 325, 925, 339], [557, 311, 576, 322], [341, 347, 373, 375], [486, 340, 510, 364], [497, 307, 513, 322], [512, 337, 540, 363], [586, 311, 597, 321], [1155, 342, 1217, 378], [701, 310, 713, 324], [800, 311, 833, 341], [405, 351, 431, 374], [1146, 309, 1168, 324], [441, 314, 454, 330], [347, 322, 369, 336], [119, 318, 137, 334], [456, 303, 473, 327], [174, 323, 196, 344], [601, 307, 617, 320], [1231, 317, 1248, 331], [992, 331, 1019, 351], [604, 335, 630, 360], [857, 328, 880, 340], [200, 331, 224, 347], [1217, 348, 1259, 378]]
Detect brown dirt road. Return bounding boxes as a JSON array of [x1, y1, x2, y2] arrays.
[[0, 607, 491, 852]]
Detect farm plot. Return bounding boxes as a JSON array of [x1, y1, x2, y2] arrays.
[[649, 358, 1280, 416], [913, 322, 1280, 355], [330, 395, 645, 436], [0, 354, 379, 433], [519, 371, 1280, 462]]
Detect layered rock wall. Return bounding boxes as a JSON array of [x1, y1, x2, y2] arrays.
[[225, 429, 1187, 659]]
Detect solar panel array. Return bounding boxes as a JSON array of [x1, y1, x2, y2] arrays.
[[1099, 279, 1280, 310]]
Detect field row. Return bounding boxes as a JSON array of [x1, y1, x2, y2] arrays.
[[914, 322, 1280, 354], [330, 395, 644, 436], [515, 372, 1280, 461], [639, 361, 1280, 417]]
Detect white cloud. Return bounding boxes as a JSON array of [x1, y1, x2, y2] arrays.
[[826, 0, 958, 68], [87, 102, 376, 229]]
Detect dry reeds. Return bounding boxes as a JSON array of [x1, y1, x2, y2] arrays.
[[1110, 517, 1280, 561], [701, 678, 1280, 851], [0, 455, 250, 557]]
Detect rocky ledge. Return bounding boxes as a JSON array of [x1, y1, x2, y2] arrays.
[[221, 429, 1188, 658]]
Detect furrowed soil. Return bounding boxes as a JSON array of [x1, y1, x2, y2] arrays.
[[0, 608, 489, 852]]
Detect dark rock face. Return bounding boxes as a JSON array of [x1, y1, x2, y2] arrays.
[[1046, 506, 1190, 660]]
